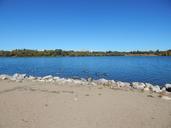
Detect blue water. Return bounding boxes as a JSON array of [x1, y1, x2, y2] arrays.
[[0, 56, 171, 85]]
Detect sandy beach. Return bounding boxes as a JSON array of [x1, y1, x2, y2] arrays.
[[0, 79, 171, 128]]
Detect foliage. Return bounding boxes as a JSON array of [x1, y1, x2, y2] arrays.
[[0, 49, 170, 57]]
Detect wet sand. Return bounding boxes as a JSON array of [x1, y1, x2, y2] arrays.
[[0, 80, 171, 128]]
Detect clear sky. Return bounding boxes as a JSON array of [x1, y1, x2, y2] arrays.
[[0, 0, 171, 51]]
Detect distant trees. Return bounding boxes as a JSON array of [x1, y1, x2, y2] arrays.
[[0, 49, 170, 57]]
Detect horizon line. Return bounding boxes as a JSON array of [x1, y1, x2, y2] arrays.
[[0, 48, 171, 52]]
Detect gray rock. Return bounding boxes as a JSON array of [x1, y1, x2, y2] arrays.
[[117, 81, 130, 88], [0, 74, 11, 80], [143, 87, 150, 91], [165, 84, 171, 92], [12, 73, 26, 81], [145, 83, 154, 88], [81, 78, 87, 82], [161, 87, 166, 92], [111, 80, 116, 84], [151, 85, 161, 93], [73, 80, 82, 84], [131, 82, 145, 90], [42, 75, 53, 80], [95, 78, 109, 85], [53, 77, 60, 81], [27, 76, 37, 80], [87, 77, 93, 82]]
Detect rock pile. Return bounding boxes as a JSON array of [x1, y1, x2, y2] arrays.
[[0, 74, 171, 93]]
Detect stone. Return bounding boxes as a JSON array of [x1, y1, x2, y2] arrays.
[[95, 78, 109, 85], [12, 73, 26, 81], [165, 84, 171, 92], [42, 75, 53, 80], [91, 82, 97, 86], [27, 76, 36, 80], [53, 77, 60, 81], [145, 83, 154, 88], [161, 87, 166, 92], [151, 85, 161, 93], [117, 81, 130, 88], [143, 87, 150, 91], [131, 82, 145, 90], [47, 78, 54, 82], [73, 80, 82, 84], [0, 74, 11, 80], [87, 77, 93, 82]]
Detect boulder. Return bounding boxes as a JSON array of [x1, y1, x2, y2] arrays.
[[131, 82, 145, 90], [0, 74, 11, 80], [117, 81, 130, 88], [73, 80, 82, 84], [165, 84, 171, 92], [143, 87, 150, 91], [145, 83, 154, 89], [144, 83, 154, 91], [87, 77, 93, 82], [151, 85, 161, 93], [95, 78, 109, 85], [42, 75, 53, 80], [161, 87, 166, 92], [91, 82, 97, 86], [27, 76, 37, 80], [12, 73, 26, 81], [53, 77, 60, 81]]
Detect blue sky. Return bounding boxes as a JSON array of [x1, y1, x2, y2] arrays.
[[0, 0, 171, 51]]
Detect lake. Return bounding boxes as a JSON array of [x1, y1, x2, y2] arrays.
[[0, 56, 171, 85]]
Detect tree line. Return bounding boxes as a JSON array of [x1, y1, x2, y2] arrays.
[[0, 49, 170, 57]]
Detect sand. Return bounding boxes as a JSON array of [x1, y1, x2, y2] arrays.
[[0, 80, 171, 128]]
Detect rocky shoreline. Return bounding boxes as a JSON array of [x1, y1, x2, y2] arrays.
[[1, 73, 171, 94]]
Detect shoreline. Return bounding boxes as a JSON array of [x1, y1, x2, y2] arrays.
[[0, 73, 171, 94]]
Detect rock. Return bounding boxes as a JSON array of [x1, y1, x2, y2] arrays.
[[81, 78, 87, 82], [47, 78, 54, 82], [72, 76, 80, 80], [95, 78, 109, 85], [27, 76, 37, 80], [111, 80, 116, 84], [165, 84, 171, 92], [143, 87, 150, 91], [131, 82, 145, 90], [151, 85, 161, 93], [73, 80, 82, 84], [0, 74, 11, 80], [87, 77, 93, 82], [90, 82, 97, 86], [117, 81, 130, 88], [42, 75, 53, 80], [12, 73, 26, 81], [53, 77, 60, 81], [37, 77, 41, 80], [145, 83, 154, 88], [161, 87, 166, 92], [65, 79, 73, 83]]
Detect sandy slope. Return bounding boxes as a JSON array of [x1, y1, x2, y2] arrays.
[[0, 80, 171, 128]]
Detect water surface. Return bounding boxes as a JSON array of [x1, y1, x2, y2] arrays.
[[0, 56, 171, 85]]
